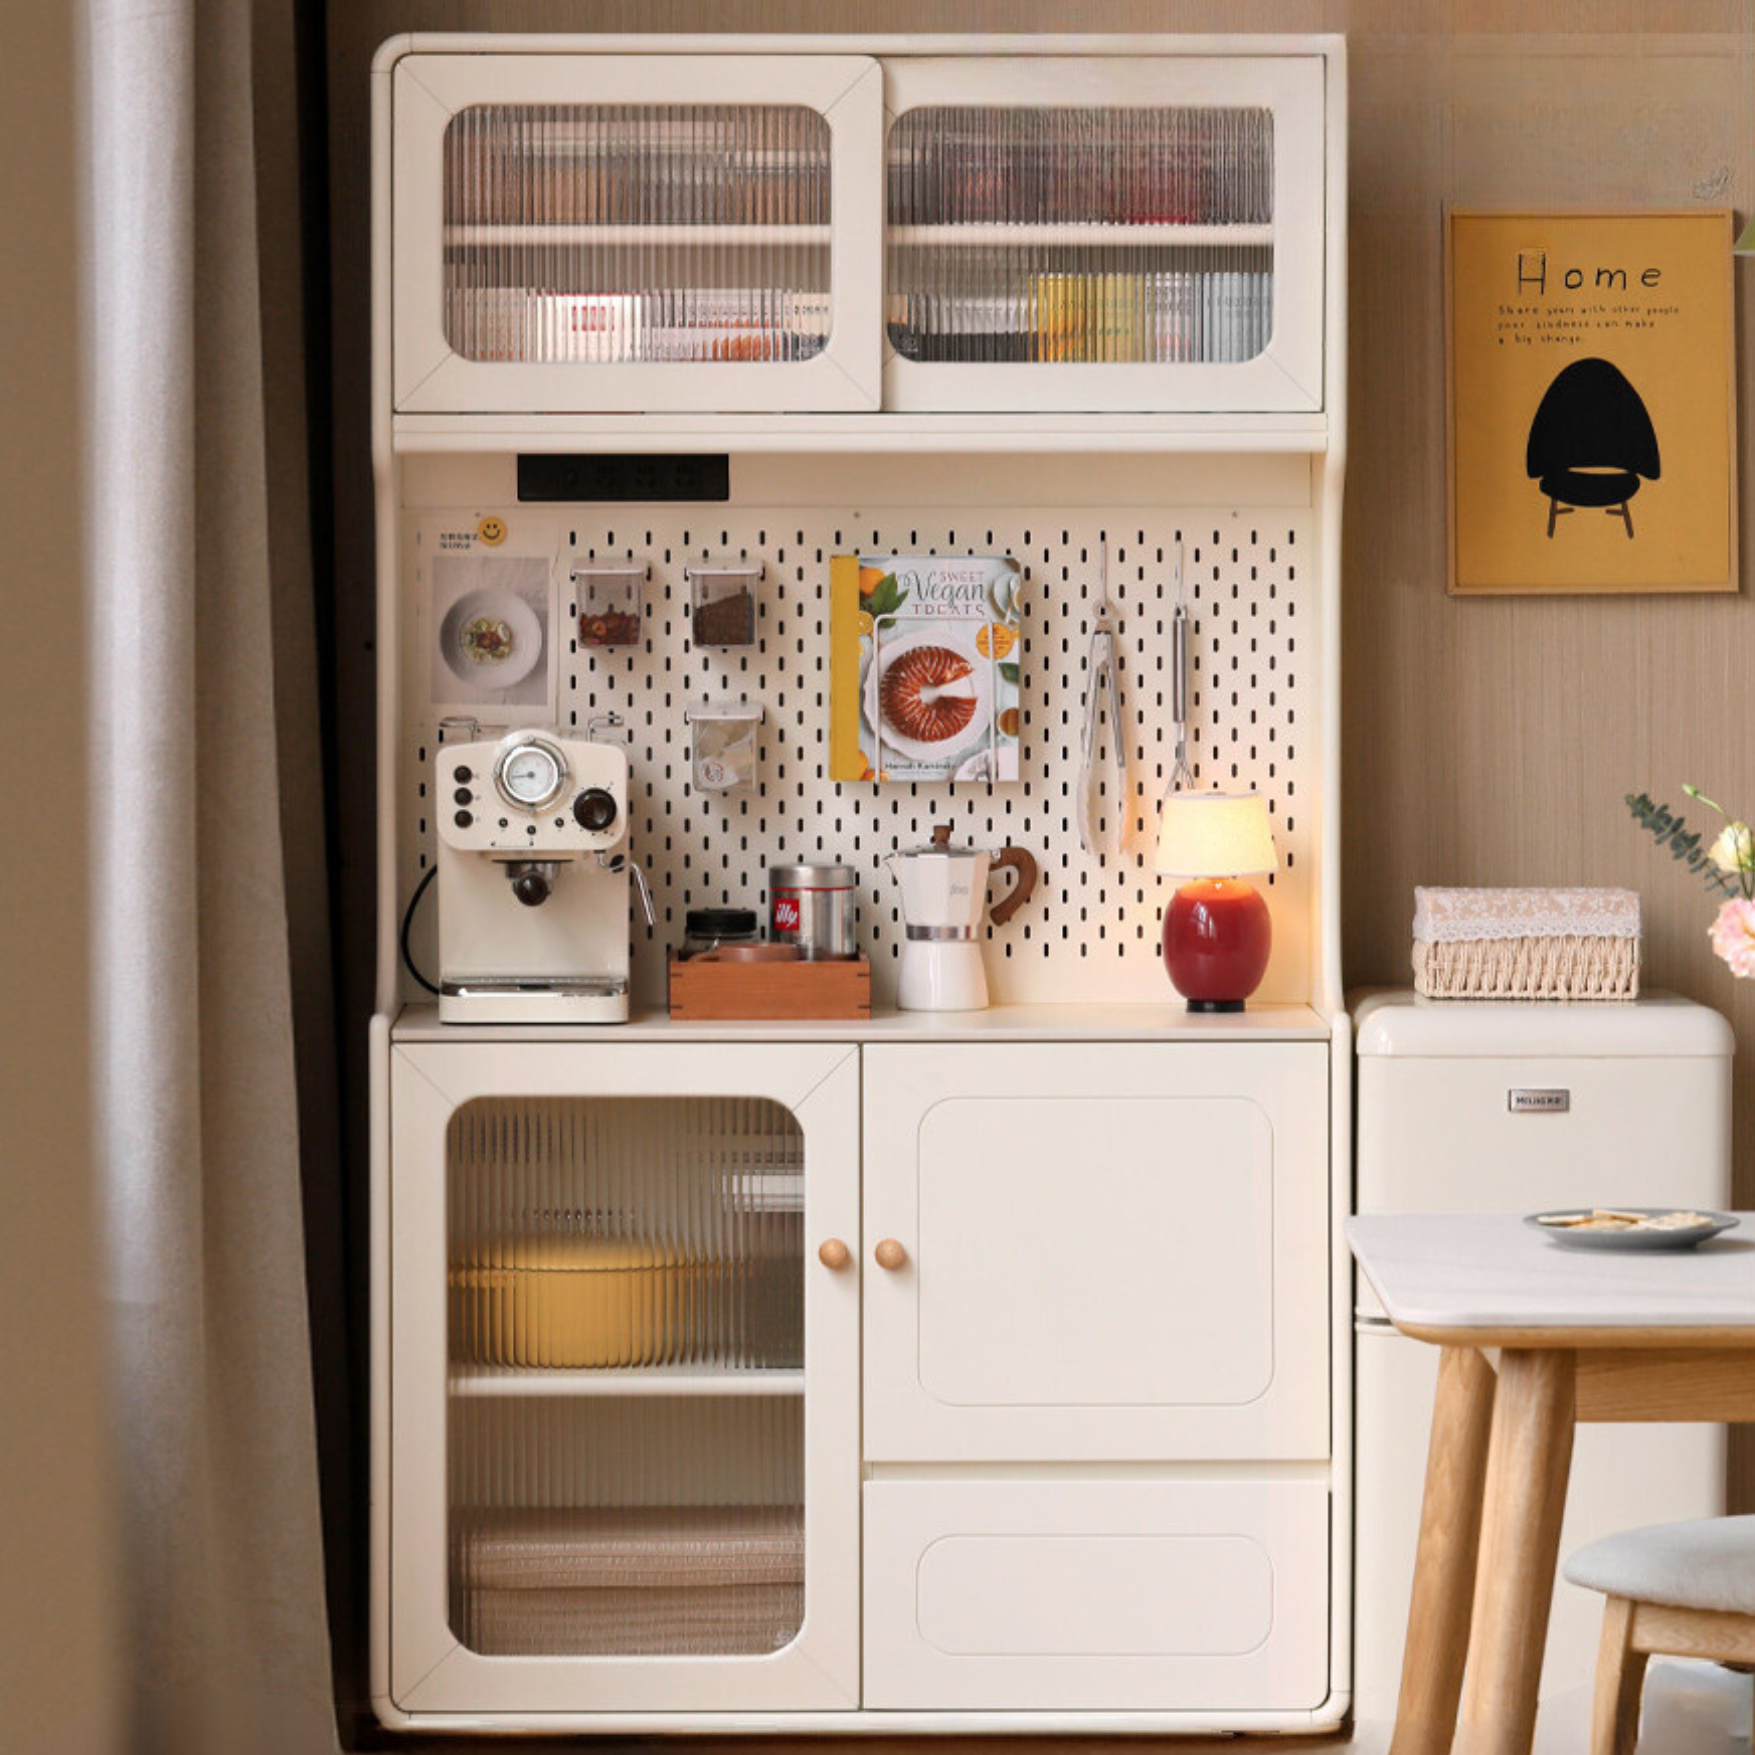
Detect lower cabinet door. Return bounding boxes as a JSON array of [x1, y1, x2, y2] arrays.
[[862, 1478, 1329, 1711], [864, 1042, 1330, 1461], [386, 1041, 862, 1717]]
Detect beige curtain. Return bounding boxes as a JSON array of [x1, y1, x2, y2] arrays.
[[86, 0, 341, 1748]]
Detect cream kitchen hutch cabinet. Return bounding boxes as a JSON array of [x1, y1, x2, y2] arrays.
[[371, 31, 1349, 1740]]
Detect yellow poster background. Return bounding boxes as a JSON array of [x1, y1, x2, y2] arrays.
[[1448, 211, 1736, 594]]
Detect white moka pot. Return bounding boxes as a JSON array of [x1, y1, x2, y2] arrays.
[[886, 825, 1039, 1012]]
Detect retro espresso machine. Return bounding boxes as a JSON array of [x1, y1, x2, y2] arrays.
[[434, 729, 653, 1024]]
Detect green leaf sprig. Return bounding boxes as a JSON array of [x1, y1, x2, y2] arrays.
[[1625, 791, 1743, 897]]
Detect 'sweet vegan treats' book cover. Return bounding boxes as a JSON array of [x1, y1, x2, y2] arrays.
[[830, 553, 1021, 784]]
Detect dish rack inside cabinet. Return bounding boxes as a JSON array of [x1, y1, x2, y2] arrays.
[[397, 505, 1316, 1012]]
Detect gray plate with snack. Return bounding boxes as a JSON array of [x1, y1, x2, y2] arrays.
[[1524, 1207, 1740, 1252]]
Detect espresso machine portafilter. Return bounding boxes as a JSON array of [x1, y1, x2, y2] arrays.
[[434, 729, 653, 1024]]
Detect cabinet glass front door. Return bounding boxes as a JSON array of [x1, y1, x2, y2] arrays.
[[388, 1042, 859, 1715], [447, 1094, 807, 1662], [393, 55, 883, 412], [881, 56, 1325, 412], [443, 105, 834, 370]]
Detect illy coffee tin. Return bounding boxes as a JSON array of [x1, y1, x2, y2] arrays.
[[769, 864, 857, 960]]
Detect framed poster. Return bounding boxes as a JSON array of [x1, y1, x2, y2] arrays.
[[1447, 210, 1737, 595]]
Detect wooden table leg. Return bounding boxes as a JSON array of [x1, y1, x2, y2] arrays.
[[1390, 1345, 1498, 1755], [1456, 1348, 1577, 1755]]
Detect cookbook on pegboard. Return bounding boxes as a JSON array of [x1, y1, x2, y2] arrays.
[[829, 553, 1021, 784]]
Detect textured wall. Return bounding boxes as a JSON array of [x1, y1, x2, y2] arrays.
[[0, 4, 121, 1752]]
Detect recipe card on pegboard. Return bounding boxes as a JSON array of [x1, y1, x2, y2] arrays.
[[1447, 210, 1737, 596]]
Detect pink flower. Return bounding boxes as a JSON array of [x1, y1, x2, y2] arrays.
[[1708, 898, 1755, 978]]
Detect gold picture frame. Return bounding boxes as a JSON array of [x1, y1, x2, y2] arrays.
[[1446, 209, 1737, 596]]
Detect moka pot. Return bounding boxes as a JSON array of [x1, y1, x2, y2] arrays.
[[885, 825, 1038, 1012]]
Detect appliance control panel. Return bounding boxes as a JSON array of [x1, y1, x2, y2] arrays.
[[436, 734, 628, 855]]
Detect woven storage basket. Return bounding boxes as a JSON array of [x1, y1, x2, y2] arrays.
[[1413, 934, 1641, 1001], [1411, 886, 1642, 1001]]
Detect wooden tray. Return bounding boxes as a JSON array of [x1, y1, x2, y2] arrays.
[[667, 953, 871, 1021]]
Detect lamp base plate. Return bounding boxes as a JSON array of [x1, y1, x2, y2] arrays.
[[1184, 998, 1245, 1014]]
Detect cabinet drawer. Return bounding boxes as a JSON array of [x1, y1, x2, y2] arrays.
[[863, 1043, 1330, 1461], [863, 1478, 1329, 1710]]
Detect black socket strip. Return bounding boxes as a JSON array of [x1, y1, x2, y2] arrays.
[[517, 453, 730, 503]]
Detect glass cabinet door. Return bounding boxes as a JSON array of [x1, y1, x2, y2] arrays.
[[392, 55, 883, 413], [387, 1041, 860, 1717], [881, 56, 1326, 413]]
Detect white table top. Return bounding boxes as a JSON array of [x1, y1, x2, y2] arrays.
[[1346, 1213, 1755, 1337]]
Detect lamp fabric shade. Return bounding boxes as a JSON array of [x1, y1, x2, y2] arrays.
[[1156, 791, 1277, 878]]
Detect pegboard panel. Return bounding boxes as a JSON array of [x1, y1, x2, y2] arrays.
[[399, 507, 1317, 1011]]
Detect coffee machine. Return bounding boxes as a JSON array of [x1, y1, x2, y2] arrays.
[[435, 729, 653, 1024]]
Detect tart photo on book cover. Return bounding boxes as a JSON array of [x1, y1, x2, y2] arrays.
[[830, 553, 1021, 783]]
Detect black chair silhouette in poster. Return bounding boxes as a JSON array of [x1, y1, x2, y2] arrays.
[[1525, 356, 1661, 539]]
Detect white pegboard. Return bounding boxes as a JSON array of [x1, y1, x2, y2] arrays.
[[400, 507, 1315, 1011]]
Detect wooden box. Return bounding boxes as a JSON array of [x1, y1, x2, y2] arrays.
[[667, 953, 872, 1021]]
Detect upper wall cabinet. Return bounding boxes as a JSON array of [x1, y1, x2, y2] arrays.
[[881, 56, 1325, 413], [387, 48, 1328, 418], [391, 54, 886, 413]]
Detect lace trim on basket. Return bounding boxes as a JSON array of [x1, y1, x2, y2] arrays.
[[1413, 886, 1641, 944]]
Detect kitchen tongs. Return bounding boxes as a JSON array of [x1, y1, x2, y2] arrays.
[[1169, 542, 1194, 791], [1077, 541, 1126, 859]]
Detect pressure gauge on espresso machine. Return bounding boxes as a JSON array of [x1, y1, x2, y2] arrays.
[[494, 735, 568, 812]]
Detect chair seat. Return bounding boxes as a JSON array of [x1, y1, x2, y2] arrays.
[[1539, 469, 1641, 507], [1564, 1515, 1755, 1616]]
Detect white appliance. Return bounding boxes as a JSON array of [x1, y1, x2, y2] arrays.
[[435, 730, 652, 1024], [1351, 989, 1733, 1731], [885, 826, 1037, 1012]]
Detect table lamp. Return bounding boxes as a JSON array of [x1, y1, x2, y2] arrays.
[[1155, 791, 1277, 1011]]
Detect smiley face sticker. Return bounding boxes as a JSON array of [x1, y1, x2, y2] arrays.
[[476, 516, 507, 547]]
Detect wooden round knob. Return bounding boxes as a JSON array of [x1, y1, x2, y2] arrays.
[[874, 1238, 908, 1271], [817, 1238, 851, 1271]]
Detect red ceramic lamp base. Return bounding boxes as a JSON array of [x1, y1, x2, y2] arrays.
[[1162, 878, 1272, 1012]]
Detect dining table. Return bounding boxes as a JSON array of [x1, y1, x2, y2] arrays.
[[1345, 1211, 1755, 1755]]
